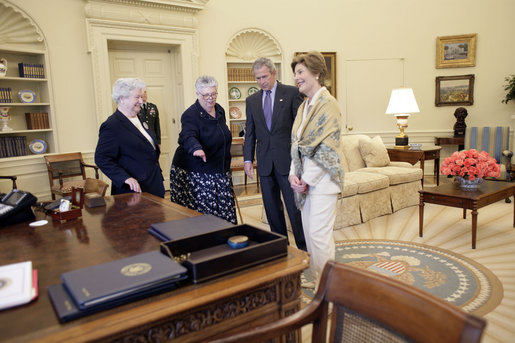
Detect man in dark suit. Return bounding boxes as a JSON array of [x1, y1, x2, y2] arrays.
[[95, 78, 164, 198], [138, 90, 161, 148], [244, 57, 306, 251]]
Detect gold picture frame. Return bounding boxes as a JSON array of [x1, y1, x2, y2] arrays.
[[436, 33, 477, 68], [294, 52, 337, 98], [435, 74, 475, 107]]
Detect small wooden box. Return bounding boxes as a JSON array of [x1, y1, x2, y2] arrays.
[[50, 187, 84, 222]]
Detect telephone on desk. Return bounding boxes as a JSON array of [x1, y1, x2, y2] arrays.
[[0, 189, 37, 227]]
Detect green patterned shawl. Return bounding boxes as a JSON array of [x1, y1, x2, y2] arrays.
[[290, 88, 344, 209]]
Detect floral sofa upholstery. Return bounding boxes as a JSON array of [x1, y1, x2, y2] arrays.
[[334, 135, 423, 229]]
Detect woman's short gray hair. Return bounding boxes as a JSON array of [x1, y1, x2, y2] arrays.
[[112, 78, 146, 104], [195, 75, 218, 93]]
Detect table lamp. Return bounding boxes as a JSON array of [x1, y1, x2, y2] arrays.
[[385, 88, 419, 149]]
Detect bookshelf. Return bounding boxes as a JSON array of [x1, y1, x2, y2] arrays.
[[0, 47, 55, 158], [225, 29, 282, 138]]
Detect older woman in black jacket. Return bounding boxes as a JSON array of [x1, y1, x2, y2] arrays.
[[169, 75, 236, 224]]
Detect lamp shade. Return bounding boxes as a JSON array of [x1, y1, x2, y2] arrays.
[[385, 88, 420, 115]]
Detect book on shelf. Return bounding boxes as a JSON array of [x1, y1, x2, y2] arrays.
[[25, 112, 49, 129], [18, 63, 45, 79], [0, 87, 13, 103], [0, 136, 28, 158]]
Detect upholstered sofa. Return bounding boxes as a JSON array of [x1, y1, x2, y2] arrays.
[[334, 135, 423, 229], [261, 134, 423, 229]]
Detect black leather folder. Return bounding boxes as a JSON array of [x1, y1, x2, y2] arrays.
[[148, 214, 234, 242], [61, 250, 187, 310], [48, 279, 181, 322]]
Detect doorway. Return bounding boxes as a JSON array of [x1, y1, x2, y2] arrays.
[[108, 41, 182, 190]]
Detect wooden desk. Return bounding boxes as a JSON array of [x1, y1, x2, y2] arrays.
[[0, 193, 308, 342], [387, 146, 442, 186]]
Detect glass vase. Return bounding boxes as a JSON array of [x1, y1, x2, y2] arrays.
[[456, 176, 483, 190]]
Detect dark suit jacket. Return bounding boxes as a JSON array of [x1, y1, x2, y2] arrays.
[[244, 82, 303, 176], [138, 102, 161, 144], [95, 110, 164, 197]]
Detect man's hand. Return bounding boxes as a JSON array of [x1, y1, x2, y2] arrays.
[[193, 149, 206, 162], [289, 175, 308, 194], [244, 162, 254, 179], [124, 177, 141, 193]]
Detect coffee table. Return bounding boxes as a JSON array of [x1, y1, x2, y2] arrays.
[[419, 181, 515, 248]]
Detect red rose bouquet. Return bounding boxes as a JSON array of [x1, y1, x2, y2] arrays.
[[441, 149, 500, 181]]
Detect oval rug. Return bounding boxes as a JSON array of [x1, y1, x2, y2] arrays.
[[302, 239, 503, 316]]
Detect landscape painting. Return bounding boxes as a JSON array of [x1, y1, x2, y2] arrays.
[[435, 75, 475, 106]]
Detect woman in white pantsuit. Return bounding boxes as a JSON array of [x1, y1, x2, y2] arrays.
[[289, 51, 345, 288]]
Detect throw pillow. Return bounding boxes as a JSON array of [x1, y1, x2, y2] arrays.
[[359, 135, 390, 167]]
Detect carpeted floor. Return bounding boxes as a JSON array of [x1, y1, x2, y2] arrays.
[[237, 186, 515, 343]]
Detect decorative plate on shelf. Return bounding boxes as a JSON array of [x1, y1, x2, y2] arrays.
[[229, 87, 241, 100], [248, 87, 259, 96], [29, 139, 47, 154], [229, 107, 242, 119], [18, 90, 36, 103]]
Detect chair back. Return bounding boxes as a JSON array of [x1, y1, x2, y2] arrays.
[[323, 262, 486, 343], [464, 126, 510, 163], [209, 261, 486, 343], [44, 152, 87, 184]]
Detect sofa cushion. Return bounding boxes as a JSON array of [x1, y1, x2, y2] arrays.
[[341, 135, 366, 171], [359, 135, 390, 167], [340, 177, 358, 197], [344, 171, 389, 193], [358, 166, 422, 185]]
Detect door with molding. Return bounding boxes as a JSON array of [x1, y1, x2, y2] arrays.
[[108, 42, 181, 190]]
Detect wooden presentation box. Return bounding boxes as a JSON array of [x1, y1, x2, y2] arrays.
[[160, 224, 287, 283]]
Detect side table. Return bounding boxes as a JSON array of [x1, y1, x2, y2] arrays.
[[387, 146, 442, 186], [435, 136, 464, 151]]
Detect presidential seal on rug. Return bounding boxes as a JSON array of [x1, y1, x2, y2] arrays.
[[302, 239, 502, 316]]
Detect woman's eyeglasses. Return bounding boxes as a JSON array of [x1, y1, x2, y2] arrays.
[[200, 92, 218, 99]]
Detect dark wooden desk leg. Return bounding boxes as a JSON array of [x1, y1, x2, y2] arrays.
[[471, 206, 478, 249], [420, 159, 425, 187], [435, 157, 440, 186], [463, 208, 466, 219], [419, 195, 424, 237]]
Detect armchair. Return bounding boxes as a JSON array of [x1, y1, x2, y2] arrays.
[[208, 260, 486, 343], [44, 152, 100, 200], [464, 126, 512, 181]]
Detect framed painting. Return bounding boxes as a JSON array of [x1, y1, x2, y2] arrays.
[[436, 33, 477, 68], [294, 52, 337, 98], [435, 74, 475, 106]]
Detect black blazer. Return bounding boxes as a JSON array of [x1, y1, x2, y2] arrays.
[[172, 101, 232, 175], [244, 82, 303, 176], [95, 110, 164, 197]]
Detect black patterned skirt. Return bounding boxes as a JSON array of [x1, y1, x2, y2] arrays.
[[170, 165, 237, 224]]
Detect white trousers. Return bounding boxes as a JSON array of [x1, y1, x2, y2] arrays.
[[301, 193, 337, 282]]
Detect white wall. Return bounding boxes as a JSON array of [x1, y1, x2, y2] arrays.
[[3, 0, 515, 196], [196, 0, 515, 135]]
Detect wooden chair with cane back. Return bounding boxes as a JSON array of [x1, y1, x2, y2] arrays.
[[44, 152, 100, 200], [208, 260, 486, 343]]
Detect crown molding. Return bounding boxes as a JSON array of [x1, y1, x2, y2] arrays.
[[86, 0, 209, 14]]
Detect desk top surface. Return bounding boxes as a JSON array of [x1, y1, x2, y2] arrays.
[[0, 193, 308, 342]]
